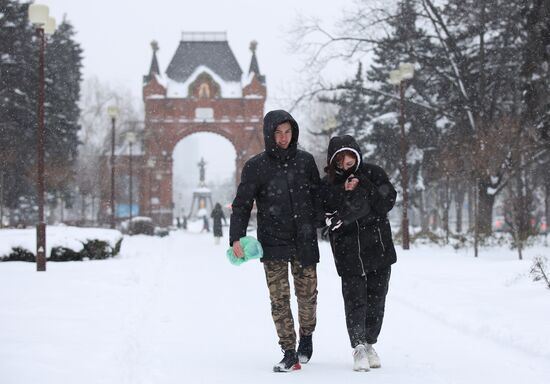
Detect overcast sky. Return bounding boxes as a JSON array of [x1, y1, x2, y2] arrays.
[[43, 0, 358, 207], [45, 0, 356, 107]]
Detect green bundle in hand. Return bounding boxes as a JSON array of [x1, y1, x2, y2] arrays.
[[226, 236, 263, 266]]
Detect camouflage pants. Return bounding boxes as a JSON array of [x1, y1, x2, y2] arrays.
[[263, 260, 318, 351]]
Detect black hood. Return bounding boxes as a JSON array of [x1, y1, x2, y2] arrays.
[[326, 135, 362, 172], [263, 110, 299, 160]]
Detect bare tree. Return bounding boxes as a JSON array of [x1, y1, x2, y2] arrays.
[[75, 76, 142, 225]]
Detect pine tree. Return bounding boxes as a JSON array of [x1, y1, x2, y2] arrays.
[[520, 1, 550, 231], [318, 62, 370, 140], [0, 0, 36, 209], [363, 0, 440, 229], [422, 0, 530, 234], [0, 1, 82, 218], [44, 18, 83, 197], [295, 0, 549, 238], [522, 0, 550, 140]]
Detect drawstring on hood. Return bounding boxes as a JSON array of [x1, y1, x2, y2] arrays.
[[263, 110, 299, 162]]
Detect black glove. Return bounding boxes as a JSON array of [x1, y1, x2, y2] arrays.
[[325, 211, 344, 232]]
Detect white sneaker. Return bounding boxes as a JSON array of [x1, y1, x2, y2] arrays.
[[353, 344, 370, 372], [366, 344, 381, 368]]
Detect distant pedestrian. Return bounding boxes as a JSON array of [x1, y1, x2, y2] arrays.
[[182, 215, 187, 230], [201, 214, 210, 233], [211, 203, 227, 244]]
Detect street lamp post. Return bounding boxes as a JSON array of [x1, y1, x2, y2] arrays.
[[389, 62, 415, 250], [126, 132, 136, 233], [107, 106, 119, 229], [29, 4, 56, 271]]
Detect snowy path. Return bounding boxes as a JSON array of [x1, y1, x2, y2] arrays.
[[1, 231, 549, 383]]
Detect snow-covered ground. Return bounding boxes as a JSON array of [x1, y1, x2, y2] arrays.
[[1, 228, 549, 384]]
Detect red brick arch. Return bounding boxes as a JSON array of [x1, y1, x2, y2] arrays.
[[139, 96, 265, 226], [98, 35, 267, 227]]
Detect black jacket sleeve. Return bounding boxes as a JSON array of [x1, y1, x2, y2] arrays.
[[229, 161, 258, 245], [340, 165, 396, 225], [308, 157, 326, 228]]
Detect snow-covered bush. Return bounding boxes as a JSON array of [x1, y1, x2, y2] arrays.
[[3, 247, 35, 262], [0, 227, 123, 262], [409, 230, 446, 245], [130, 217, 154, 236], [50, 246, 81, 261], [154, 227, 170, 237], [81, 239, 122, 260]]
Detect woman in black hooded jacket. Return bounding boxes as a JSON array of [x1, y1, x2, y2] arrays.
[[320, 135, 397, 372]]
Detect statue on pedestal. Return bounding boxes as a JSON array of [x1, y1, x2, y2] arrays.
[[198, 157, 207, 187], [188, 157, 213, 219]]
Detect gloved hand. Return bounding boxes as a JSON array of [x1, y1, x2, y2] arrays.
[[325, 211, 344, 232]]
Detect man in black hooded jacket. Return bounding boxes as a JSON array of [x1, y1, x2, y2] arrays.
[[230, 110, 322, 372]]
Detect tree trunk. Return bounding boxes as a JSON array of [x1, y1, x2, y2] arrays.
[[418, 189, 429, 232], [477, 178, 495, 235], [432, 185, 443, 232], [517, 240, 523, 260], [81, 194, 86, 224], [60, 196, 65, 224], [468, 183, 475, 231], [546, 171, 550, 238], [0, 170, 3, 229], [92, 195, 96, 225], [455, 183, 465, 233], [443, 177, 450, 243]]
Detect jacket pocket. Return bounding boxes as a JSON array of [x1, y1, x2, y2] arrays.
[[358, 223, 384, 253]]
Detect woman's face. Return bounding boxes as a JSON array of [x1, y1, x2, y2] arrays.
[[337, 154, 356, 171]]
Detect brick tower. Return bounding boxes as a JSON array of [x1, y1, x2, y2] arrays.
[[141, 32, 266, 226]]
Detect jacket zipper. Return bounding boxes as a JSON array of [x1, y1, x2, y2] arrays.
[[284, 165, 300, 266], [377, 227, 386, 253], [356, 221, 366, 277]]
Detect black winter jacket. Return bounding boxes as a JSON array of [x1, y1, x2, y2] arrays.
[[320, 135, 397, 276], [230, 110, 322, 266]]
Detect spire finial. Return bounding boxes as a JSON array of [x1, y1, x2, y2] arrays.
[[249, 40, 258, 53], [151, 40, 159, 53], [146, 40, 161, 78]]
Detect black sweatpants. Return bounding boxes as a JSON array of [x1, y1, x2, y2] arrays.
[[341, 266, 391, 348]]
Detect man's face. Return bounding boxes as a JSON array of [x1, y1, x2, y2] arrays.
[[274, 122, 292, 149]]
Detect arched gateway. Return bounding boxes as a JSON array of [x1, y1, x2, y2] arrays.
[[100, 33, 266, 227]]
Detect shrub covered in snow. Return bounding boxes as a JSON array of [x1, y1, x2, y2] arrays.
[[0, 227, 123, 262], [154, 227, 170, 237], [130, 217, 154, 236]]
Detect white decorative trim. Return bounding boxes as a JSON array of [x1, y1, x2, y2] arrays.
[[329, 147, 361, 171]]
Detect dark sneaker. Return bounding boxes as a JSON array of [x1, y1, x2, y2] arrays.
[[273, 349, 301, 372], [297, 334, 313, 364]]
